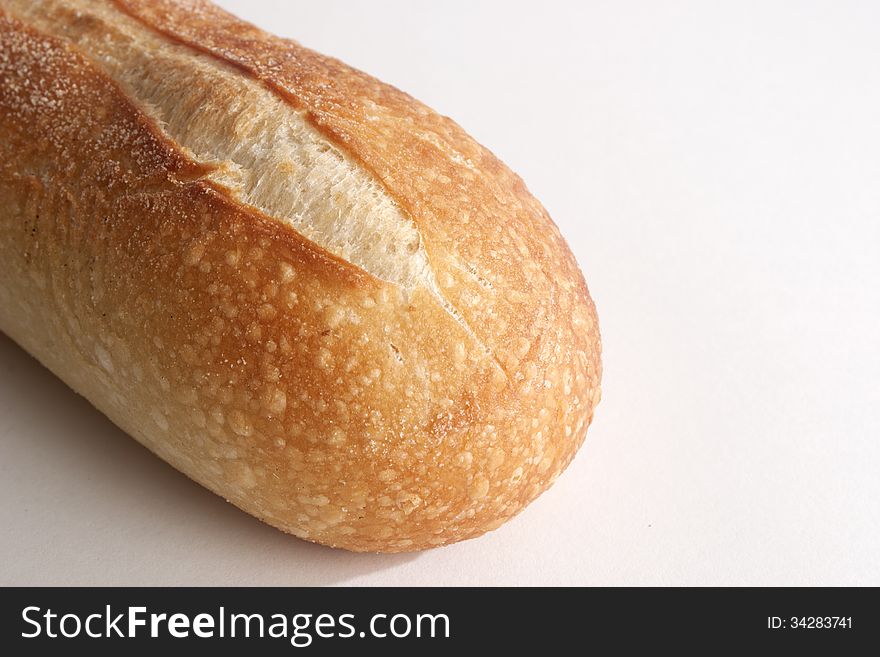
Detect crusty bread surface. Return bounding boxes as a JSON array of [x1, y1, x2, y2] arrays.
[[0, 0, 601, 551]]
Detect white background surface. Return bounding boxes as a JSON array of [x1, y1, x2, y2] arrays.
[[2, 0, 879, 586]]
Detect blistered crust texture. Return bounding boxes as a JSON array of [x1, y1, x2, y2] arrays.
[[0, 2, 601, 551]]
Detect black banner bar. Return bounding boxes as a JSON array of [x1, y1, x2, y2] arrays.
[[0, 587, 874, 654]]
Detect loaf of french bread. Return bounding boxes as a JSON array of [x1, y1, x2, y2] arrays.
[[0, 0, 601, 551]]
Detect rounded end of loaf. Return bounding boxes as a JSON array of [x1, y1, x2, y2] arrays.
[[141, 182, 602, 554], [106, 182, 602, 553], [323, 289, 603, 554], [210, 210, 604, 553], [235, 260, 601, 554]]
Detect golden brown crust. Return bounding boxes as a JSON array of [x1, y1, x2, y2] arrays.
[[0, 1, 601, 551]]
